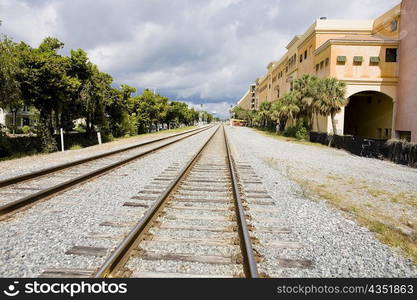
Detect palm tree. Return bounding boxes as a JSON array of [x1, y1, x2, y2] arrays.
[[258, 101, 272, 127], [271, 91, 300, 131], [247, 109, 258, 127], [292, 74, 319, 127], [315, 77, 348, 135]]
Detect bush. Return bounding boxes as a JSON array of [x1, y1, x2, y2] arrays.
[[69, 144, 83, 150], [74, 126, 86, 133], [283, 121, 309, 140], [0, 136, 13, 157], [21, 125, 31, 134], [295, 126, 308, 140]]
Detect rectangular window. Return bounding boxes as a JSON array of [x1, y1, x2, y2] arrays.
[[300, 55, 303, 63], [320, 61, 324, 69], [370, 56, 380, 64], [304, 50, 307, 59], [391, 20, 397, 32], [386, 48, 397, 62], [353, 56, 362, 62], [337, 56, 346, 64], [353, 56, 363, 63], [325, 58, 329, 66]]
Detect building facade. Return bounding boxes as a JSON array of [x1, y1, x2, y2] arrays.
[[0, 106, 37, 131], [236, 84, 256, 110], [237, 1, 416, 142], [396, 0, 417, 142]]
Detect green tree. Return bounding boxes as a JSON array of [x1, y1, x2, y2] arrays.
[[133, 89, 158, 133], [315, 77, 348, 135], [78, 65, 112, 136], [292, 74, 319, 128], [106, 84, 136, 137], [270, 91, 300, 131], [0, 36, 22, 111], [258, 101, 272, 128], [19, 37, 79, 152]]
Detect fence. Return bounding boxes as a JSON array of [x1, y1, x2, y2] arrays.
[[309, 132, 417, 168]]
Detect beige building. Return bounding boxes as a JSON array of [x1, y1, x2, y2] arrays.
[[236, 84, 256, 110], [396, 0, 417, 142], [238, 1, 417, 142]]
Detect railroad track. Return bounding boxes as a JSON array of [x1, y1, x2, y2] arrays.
[[92, 125, 260, 278], [0, 126, 213, 217]]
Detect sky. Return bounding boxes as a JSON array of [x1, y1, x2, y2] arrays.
[[0, 0, 400, 118]]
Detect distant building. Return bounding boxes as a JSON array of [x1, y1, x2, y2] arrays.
[[237, 1, 417, 142], [236, 84, 256, 110], [0, 105, 37, 131]]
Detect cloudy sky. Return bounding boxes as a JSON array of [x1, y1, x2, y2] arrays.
[[0, 0, 399, 118]]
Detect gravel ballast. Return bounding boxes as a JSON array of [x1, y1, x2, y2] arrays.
[[0, 126, 217, 277], [0, 127, 205, 181], [226, 126, 417, 277]]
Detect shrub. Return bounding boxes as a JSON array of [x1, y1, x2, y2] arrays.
[[283, 120, 309, 140], [21, 125, 31, 134], [69, 144, 83, 150], [0, 136, 13, 157], [74, 126, 86, 133], [295, 126, 309, 140], [283, 126, 298, 138]]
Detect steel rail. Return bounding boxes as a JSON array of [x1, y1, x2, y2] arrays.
[[223, 126, 259, 278], [94, 125, 220, 278], [0, 126, 211, 189], [0, 126, 214, 216]]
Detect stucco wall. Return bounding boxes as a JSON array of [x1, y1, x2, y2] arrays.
[[237, 90, 252, 110], [396, 0, 417, 142]]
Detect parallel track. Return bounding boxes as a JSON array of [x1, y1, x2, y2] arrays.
[[94, 125, 259, 278], [0, 126, 213, 217]]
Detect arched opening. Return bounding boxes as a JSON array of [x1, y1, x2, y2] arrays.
[[343, 91, 393, 139]]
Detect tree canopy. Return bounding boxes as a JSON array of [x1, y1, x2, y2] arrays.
[[0, 31, 212, 151], [231, 75, 347, 138]]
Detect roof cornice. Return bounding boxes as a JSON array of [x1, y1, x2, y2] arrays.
[[313, 38, 400, 55]]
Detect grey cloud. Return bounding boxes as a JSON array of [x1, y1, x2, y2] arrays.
[[0, 0, 400, 117]]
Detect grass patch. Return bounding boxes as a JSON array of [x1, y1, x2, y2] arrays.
[[364, 188, 417, 208], [367, 188, 389, 198], [393, 193, 417, 208], [252, 127, 329, 149], [364, 220, 417, 264], [290, 174, 417, 264], [69, 144, 83, 150]]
